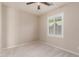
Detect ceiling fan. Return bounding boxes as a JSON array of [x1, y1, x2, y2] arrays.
[[26, 2, 53, 10]]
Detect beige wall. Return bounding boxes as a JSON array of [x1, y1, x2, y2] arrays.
[[1, 4, 38, 48], [39, 3, 79, 55], [0, 3, 2, 49]]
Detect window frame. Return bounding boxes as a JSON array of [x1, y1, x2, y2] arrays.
[[47, 12, 64, 38]]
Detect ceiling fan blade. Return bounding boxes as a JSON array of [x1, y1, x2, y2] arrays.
[[26, 2, 35, 5], [41, 2, 53, 6]]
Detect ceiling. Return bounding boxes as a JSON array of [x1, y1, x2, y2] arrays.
[[2, 2, 69, 15]]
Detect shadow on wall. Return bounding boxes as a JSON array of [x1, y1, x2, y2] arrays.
[[2, 5, 7, 48]]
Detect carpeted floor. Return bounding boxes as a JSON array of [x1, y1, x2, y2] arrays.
[[0, 41, 78, 57]]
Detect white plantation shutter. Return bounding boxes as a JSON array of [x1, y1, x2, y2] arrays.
[[48, 17, 55, 35], [48, 13, 64, 37]]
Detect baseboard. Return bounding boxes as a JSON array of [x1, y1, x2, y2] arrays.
[[52, 45, 79, 56], [1, 40, 38, 51], [39, 40, 79, 56]]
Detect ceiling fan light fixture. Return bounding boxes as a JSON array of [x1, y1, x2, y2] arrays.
[[26, 2, 53, 10], [37, 2, 40, 5]]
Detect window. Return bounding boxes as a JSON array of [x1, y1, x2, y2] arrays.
[[48, 13, 64, 37]]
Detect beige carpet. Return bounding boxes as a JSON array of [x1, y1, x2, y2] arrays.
[[0, 41, 78, 57]]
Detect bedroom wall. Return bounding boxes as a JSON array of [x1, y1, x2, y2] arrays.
[[1, 4, 38, 48], [39, 3, 79, 55], [0, 3, 2, 49]]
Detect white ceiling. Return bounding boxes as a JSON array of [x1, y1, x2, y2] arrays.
[[3, 2, 69, 15]]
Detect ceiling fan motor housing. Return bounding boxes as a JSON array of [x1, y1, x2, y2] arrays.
[[38, 5, 40, 10]]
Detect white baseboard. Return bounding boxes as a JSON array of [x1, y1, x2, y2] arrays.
[[52, 44, 79, 56], [39, 40, 79, 56], [0, 40, 38, 51]]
